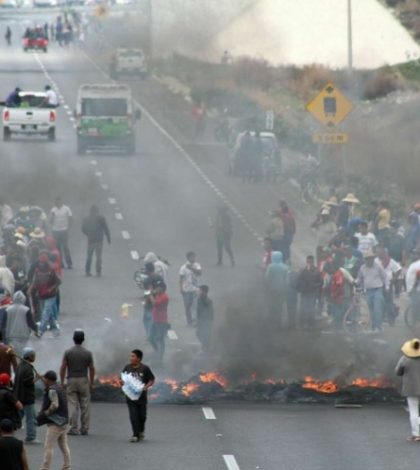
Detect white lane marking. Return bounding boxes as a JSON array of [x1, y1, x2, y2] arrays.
[[223, 455, 240, 470], [95, 171, 103, 177], [121, 230, 131, 240], [69, 117, 75, 122], [101, 184, 109, 190], [81, 50, 263, 243], [130, 250, 139, 260], [108, 197, 116, 205], [202, 407, 216, 420], [90, 160, 98, 165], [63, 104, 69, 110], [115, 212, 123, 220], [167, 330, 178, 340]]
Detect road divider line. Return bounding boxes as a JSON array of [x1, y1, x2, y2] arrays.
[[121, 230, 131, 240], [115, 212, 123, 220], [130, 250, 139, 260], [101, 184, 109, 190], [81, 50, 263, 244], [223, 455, 240, 470], [167, 330, 178, 340], [95, 171, 103, 177], [202, 407, 216, 420], [90, 160, 98, 165], [108, 197, 116, 205]]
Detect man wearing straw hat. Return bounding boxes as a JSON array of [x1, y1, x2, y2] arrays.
[[338, 193, 360, 229], [396, 338, 420, 442]]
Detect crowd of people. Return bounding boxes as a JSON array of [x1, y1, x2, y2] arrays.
[[262, 194, 420, 332]]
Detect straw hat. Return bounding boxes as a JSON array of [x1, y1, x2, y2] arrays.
[[29, 227, 46, 239], [402, 338, 420, 358], [342, 193, 360, 204]]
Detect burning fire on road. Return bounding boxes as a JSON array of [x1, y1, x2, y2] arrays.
[[92, 371, 400, 405]]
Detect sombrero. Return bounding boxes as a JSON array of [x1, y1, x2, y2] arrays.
[[402, 338, 420, 358]]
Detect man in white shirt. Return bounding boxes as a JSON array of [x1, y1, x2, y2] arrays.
[[179, 252, 202, 326], [355, 221, 378, 256], [50, 197, 72, 269], [44, 85, 58, 108]]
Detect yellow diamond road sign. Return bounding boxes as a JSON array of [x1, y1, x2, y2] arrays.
[[306, 82, 353, 127]]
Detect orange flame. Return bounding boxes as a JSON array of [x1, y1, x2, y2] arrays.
[[98, 375, 121, 387], [164, 378, 179, 392], [199, 372, 229, 388], [302, 376, 339, 394], [351, 377, 392, 388], [181, 383, 200, 397]]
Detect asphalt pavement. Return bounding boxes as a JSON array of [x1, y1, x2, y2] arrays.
[[0, 17, 418, 470]]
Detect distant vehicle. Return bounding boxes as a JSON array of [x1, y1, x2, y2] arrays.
[[75, 83, 141, 155], [0, 0, 18, 8], [33, 0, 61, 6], [228, 131, 281, 179], [110, 48, 148, 80], [22, 29, 48, 52], [1, 91, 57, 142]]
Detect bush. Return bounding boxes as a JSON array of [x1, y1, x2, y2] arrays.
[[362, 72, 403, 100]]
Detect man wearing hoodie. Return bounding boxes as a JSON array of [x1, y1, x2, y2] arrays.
[[264, 251, 289, 326], [5, 292, 38, 356], [144, 252, 168, 284], [0, 256, 14, 297]]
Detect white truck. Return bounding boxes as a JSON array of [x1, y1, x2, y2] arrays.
[[110, 48, 148, 80], [2, 91, 57, 141]]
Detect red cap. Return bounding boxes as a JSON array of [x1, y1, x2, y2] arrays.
[[0, 373, 11, 386]]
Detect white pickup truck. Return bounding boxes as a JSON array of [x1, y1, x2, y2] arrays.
[[2, 91, 57, 142]]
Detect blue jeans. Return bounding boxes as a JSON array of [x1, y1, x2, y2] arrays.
[[39, 297, 59, 334], [182, 291, 196, 325], [366, 288, 384, 330], [22, 404, 37, 441]]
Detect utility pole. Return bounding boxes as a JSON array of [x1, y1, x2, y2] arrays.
[[347, 0, 353, 73]]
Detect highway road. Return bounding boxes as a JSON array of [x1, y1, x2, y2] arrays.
[[0, 17, 417, 470]]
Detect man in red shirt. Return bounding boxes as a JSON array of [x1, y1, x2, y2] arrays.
[[329, 261, 346, 330], [149, 282, 169, 360]]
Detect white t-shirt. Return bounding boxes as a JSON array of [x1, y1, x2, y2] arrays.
[[376, 258, 401, 290], [46, 89, 58, 106], [50, 205, 72, 231], [179, 262, 202, 293], [355, 232, 378, 255]]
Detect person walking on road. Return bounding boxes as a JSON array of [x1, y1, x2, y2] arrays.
[[278, 201, 296, 263], [264, 251, 289, 327], [149, 282, 169, 361], [28, 253, 61, 338], [213, 206, 235, 267], [50, 197, 73, 269], [0, 418, 30, 470], [37, 370, 70, 470], [0, 373, 22, 430], [395, 338, 420, 442], [5, 291, 38, 356], [82, 205, 111, 277], [179, 252, 202, 326], [121, 350, 155, 443], [13, 347, 40, 444], [60, 330, 95, 436], [196, 285, 214, 352], [297, 255, 322, 328], [5, 27, 12, 46]]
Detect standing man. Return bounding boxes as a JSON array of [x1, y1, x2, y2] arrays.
[[13, 347, 40, 444], [395, 338, 420, 442], [278, 201, 296, 263], [196, 285, 214, 352], [149, 282, 169, 361], [356, 251, 386, 331], [0, 373, 22, 429], [82, 205, 111, 277], [0, 418, 30, 470], [179, 252, 202, 326], [297, 255, 322, 328], [264, 251, 289, 327], [50, 197, 73, 269], [214, 206, 235, 267], [37, 370, 70, 470], [355, 221, 378, 257], [121, 350, 155, 443], [60, 330, 95, 436], [28, 253, 61, 338], [44, 85, 59, 108]]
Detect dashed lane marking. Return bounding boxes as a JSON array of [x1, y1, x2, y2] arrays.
[[95, 171, 103, 177], [121, 230, 131, 240], [223, 455, 241, 470], [80, 50, 263, 244], [167, 330, 178, 340], [108, 197, 116, 205], [130, 250, 139, 260], [90, 160, 98, 165], [101, 184, 109, 190], [202, 407, 216, 420], [115, 212, 123, 220]]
